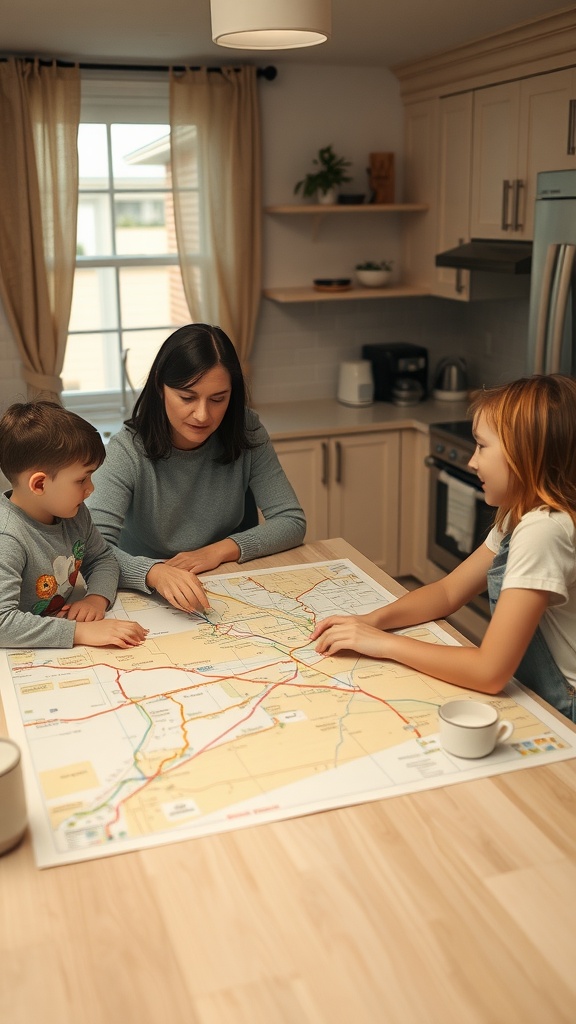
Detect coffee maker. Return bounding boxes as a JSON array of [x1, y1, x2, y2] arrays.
[[361, 342, 428, 403]]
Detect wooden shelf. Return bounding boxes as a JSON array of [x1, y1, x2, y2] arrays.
[[265, 203, 428, 215], [264, 203, 430, 294], [263, 285, 431, 303]]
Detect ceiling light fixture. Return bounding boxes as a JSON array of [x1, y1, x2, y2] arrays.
[[211, 0, 331, 50]]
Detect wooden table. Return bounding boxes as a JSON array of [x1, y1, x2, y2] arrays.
[[2, 538, 576, 1024]]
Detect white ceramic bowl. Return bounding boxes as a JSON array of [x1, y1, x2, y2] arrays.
[[356, 269, 392, 288]]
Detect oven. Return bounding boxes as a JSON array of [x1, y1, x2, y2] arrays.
[[425, 421, 494, 618]]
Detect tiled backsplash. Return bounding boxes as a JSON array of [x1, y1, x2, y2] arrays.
[[248, 294, 530, 405], [0, 293, 531, 429]]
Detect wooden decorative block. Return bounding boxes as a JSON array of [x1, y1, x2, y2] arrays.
[[368, 152, 395, 204]]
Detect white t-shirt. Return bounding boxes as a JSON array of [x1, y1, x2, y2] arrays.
[[485, 507, 576, 687]]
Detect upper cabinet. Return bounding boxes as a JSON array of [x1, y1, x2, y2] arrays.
[[470, 69, 576, 240], [394, 7, 576, 300], [435, 92, 474, 300]]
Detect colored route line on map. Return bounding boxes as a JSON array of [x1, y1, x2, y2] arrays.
[[18, 652, 424, 839], [19, 642, 421, 745], [15, 574, 431, 840]]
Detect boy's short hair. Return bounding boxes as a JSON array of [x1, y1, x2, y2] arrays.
[[0, 401, 105, 483]]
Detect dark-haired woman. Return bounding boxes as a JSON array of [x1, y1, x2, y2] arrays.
[[88, 324, 306, 613]]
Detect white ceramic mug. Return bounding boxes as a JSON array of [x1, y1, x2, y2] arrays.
[[438, 700, 514, 758], [0, 737, 28, 855]]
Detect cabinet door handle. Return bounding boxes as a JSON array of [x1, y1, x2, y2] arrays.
[[512, 179, 524, 231], [568, 99, 576, 155], [501, 180, 512, 230], [321, 441, 328, 485], [335, 441, 342, 484]]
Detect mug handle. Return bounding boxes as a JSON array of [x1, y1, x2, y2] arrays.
[[496, 720, 514, 743]]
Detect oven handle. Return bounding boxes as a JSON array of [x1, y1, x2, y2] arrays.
[[424, 455, 484, 492]]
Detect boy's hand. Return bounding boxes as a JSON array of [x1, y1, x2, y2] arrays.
[[74, 620, 148, 649], [64, 594, 109, 622]]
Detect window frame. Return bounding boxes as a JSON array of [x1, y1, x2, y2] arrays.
[[65, 72, 182, 428]]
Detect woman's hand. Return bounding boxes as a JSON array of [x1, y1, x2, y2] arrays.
[[166, 539, 241, 575], [74, 620, 148, 649], [146, 562, 210, 614], [311, 614, 389, 659]]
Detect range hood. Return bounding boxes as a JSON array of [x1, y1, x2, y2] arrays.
[[435, 239, 532, 274]]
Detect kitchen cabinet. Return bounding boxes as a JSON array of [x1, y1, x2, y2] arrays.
[[396, 14, 576, 297], [264, 204, 429, 302], [470, 68, 576, 240], [401, 97, 439, 293], [402, 68, 576, 297], [434, 91, 474, 300], [397, 429, 431, 580], [273, 431, 401, 575]]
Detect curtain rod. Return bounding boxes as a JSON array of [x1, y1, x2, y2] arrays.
[[0, 57, 277, 80]]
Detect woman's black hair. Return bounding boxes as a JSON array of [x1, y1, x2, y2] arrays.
[[125, 324, 253, 462]]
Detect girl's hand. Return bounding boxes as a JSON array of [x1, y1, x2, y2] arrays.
[[74, 620, 148, 649], [166, 539, 240, 575], [310, 613, 375, 641], [146, 562, 210, 613], [312, 615, 389, 659]]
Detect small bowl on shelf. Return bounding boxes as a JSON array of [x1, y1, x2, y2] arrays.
[[313, 278, 352, 292], [356, 269, 393, 288]]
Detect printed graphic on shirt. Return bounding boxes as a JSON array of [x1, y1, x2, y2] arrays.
[[32, 539, 86, 616]]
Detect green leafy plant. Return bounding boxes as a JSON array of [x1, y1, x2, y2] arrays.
[[355, 260, 394, 271], [294, 145, 352, 198]]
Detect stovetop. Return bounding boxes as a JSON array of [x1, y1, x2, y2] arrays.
[[431, 420, 474, 443], [429, 419, 475, 465]]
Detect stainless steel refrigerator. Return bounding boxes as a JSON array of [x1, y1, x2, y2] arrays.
[[528, 169, 576, 375]]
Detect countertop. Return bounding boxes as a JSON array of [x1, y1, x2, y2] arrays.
[[255, 396, 471, 441]]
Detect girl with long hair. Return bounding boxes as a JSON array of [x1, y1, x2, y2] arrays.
[[312, 374, 576, 721]]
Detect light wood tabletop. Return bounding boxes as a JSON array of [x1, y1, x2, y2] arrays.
[[2, 538, 576, 1024]]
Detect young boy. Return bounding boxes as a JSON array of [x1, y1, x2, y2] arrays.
[[0, 401, 148, 649]]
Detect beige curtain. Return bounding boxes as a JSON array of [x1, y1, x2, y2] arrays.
[[169, 66, 262, 371], [0, 58, 80, 401]]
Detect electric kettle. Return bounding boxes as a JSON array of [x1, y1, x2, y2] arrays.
[[432, 356, 468, 401]]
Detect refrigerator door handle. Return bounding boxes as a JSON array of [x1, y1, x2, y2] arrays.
[[534, 244, 559, 373], [547, 244, 576, 373]]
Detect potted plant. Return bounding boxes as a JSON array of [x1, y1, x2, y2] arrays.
[[355, 260, 394, 287], [294, 145, 352, 205]]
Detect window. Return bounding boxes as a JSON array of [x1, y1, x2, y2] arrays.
[[63, 76, 196, 422]]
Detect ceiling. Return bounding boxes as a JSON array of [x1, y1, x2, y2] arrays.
[[1, 0, 572, 70]]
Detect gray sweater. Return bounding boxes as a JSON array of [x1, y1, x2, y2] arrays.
[[0, 496, 119, 648], [87, 410, 306, 592]]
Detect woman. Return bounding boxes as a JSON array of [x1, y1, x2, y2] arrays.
[[312, 374, 576, 720], [89, 324, 306, 613]]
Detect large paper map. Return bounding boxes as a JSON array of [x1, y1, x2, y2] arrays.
[[2, 558, 576, 868]]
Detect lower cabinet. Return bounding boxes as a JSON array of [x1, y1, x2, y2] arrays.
[[397, 428, 431, 581], [273, 431, 401, 575]]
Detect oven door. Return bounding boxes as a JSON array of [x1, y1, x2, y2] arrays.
[[426, 458, 494, 617]]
